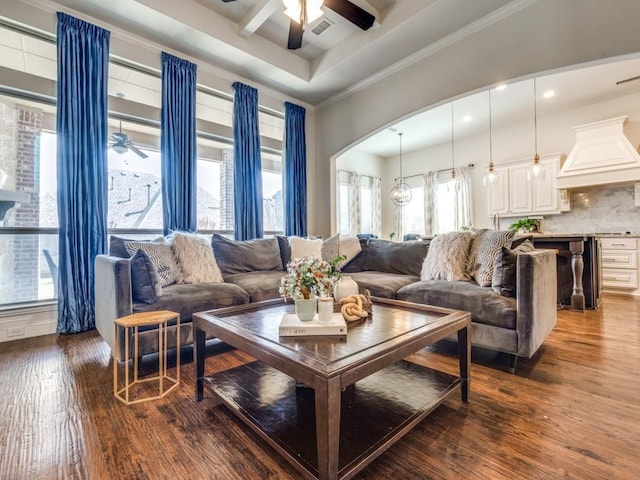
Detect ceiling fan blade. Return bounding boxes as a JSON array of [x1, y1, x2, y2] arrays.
[[287, 19, 303, 50], [324, 0, 375, 30], [128, 144, 149, 159]]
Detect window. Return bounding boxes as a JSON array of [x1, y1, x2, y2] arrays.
[[107, 120, 162, 230], [434, 180, 456, 234], [338, 183, 350, 235], [0, 96, 58, 304], [403, 185, 425, 236]]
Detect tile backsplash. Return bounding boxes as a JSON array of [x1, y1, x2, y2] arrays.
[[542, 183, 639, 234]]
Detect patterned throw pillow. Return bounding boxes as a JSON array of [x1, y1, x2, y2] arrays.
[[124, 241, 181, 287], [421, 231, 475, 281], [468, 230, 515, 287], [171, 232, 223, 284]]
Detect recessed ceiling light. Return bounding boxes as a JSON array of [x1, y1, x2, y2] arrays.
[[495, 84, 507, 91], [543, 90, 555, 98], [462, 115, 472, 123]]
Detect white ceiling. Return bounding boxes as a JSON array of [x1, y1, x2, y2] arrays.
[[48, 0, 517, 104], [353, 57, 640, 157]]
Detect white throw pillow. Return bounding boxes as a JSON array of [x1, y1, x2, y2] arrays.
[[289, 236, 323, 260], [338, 235, 362, 269], [124, 241, 182, 287], [171, 232, 224, 284], [420, 231, 474, 281]]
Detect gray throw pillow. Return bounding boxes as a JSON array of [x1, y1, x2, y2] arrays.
[[421, 231, 474, 281], [130, 249, 162, 304], [492, 240, 536, 297], [212, 234, 282, 274]]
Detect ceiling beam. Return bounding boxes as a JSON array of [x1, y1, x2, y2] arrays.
[[239, 0, 280, 38]]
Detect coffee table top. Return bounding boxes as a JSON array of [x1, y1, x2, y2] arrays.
[[194, 298, 470, 378]]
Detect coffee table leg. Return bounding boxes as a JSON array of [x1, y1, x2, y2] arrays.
[[458, 326, 470, 402], [315, 376, 341, 480], [195, 325, 206, 401]]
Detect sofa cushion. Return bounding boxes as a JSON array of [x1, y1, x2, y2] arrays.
[[224, 270, 284, 302], [397, 280, 517, 329], [492, 240, 536, 297], [212, 234, 283, 274], [129, 249, 163, 304], [172, 231, 223, 283], [342, 239, 428, 276], [132, 282, 250, 321], [125, 241, 182, 287], [421, 231, 474, 281], [345, 271, 420, 299], [468, 229, 515, 286]]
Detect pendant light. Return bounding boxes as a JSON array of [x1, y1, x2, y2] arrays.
[[529, 77, 543, 179], [484, 89, 496, 187], [390, 132, 412, 206], [450, 103, 458, 183]]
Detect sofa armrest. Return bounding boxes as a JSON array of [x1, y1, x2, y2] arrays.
[[515, 249, 557, 357], [95, 255, 133, 354]]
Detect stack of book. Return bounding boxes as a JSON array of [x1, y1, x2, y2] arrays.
[[279, 313, 347, 337]]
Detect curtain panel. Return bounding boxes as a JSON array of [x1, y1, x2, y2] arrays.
[[371, 177, 382, 237], [349, 172, 361, 236], [232, 82, 263, 240], [455, 166, 473, 230], [423, 171, 436, 237], [56, 13, 110, 333], [283, 102, 307, 236], [161, 52, 197, 235]]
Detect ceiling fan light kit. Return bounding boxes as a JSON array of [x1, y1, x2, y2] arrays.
[[283, 0, 324, 25]]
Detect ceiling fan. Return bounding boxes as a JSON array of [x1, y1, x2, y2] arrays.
[[222, 0, 375, 50], [109, 122, 149, 159]]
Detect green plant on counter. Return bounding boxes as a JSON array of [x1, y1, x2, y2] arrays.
[[508, 218, 540, 233], [389, 232, 396, 241]]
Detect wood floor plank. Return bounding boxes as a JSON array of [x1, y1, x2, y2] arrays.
[[1, 294, 639, 479]]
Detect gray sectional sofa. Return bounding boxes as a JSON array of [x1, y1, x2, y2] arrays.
[[95, 234, 557, 370]]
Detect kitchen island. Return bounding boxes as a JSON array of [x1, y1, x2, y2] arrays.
[[530, 235, 601, 311]]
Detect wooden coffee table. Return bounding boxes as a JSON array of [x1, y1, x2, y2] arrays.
[[194, 298, 470, 480]]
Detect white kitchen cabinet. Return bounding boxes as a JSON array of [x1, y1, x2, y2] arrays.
[[486, 168, 509, 215], [487, 154, 561, 217], [600, 237, 640, 293]]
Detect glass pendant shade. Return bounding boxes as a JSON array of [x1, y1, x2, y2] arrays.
[[391, 132, 412, 206]]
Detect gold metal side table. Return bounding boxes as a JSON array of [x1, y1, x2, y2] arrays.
[[113, 310, 180, 405]]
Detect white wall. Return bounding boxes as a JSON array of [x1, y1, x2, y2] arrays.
[[315, 0, 640, 237]]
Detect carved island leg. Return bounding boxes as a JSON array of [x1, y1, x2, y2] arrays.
[[569, 240, 585, 312]]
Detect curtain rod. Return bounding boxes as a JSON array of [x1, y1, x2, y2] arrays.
[[393, 163, 475, 181]]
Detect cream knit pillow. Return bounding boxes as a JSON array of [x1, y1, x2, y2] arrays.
[[172, 232, 224, 284], [421, 231, 474, 281]]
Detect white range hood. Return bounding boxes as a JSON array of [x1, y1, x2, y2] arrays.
[[556, 116, 640, 189]]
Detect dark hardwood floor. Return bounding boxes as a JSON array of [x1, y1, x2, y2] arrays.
[[1, 294, 639, 479]]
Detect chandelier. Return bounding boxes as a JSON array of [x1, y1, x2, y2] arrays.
[[390, 132, 412, 206], [283, 0, 324, 25]]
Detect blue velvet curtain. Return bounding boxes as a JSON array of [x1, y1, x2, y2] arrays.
[[232, 82, 263, 240], [283, 101, 307, 236], [56, 13, 110, 333], [161, 52, 197, 235]]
